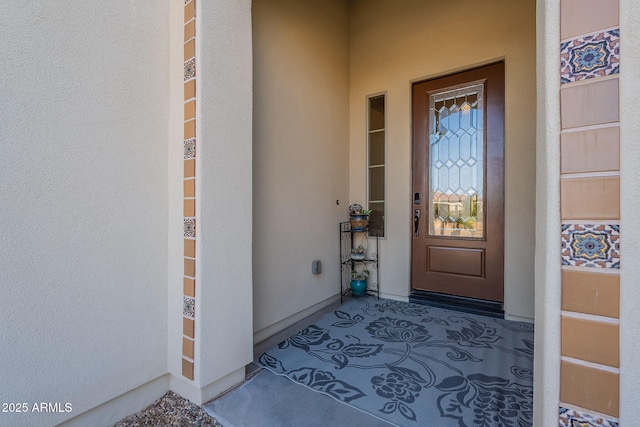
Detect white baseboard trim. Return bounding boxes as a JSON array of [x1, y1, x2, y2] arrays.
[[379, 292, 409, 302], [170, 368, 245, 405], [201, 368, 246, 404], [57, 374, 170, 427], [505, 312, 534, 323], [57, 368, 247, 427], [253, 294, 340, 345]]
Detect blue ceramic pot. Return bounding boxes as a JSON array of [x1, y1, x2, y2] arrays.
[[350, 279, 367, 296], [349, 215, 369, 231]]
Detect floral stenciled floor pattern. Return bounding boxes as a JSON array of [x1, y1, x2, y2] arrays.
[[258, 298, 534, 427]]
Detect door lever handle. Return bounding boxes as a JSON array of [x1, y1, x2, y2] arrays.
[[414, 209, 421, 237]]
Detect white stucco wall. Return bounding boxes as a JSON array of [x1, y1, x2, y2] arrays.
[[168, 0, 186, 387], [195, 0, 254, 397], [619, 0, 640, 423], [0, 1, 170, 426], [533, 0, 561, 425], [252, 0, 350, 336], [349, 0, 537, 319]]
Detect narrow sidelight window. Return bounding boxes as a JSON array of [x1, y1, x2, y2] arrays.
[[368, 94, 386, 237]]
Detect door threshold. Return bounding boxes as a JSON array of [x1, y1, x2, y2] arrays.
[[409, 290, 504, 318]]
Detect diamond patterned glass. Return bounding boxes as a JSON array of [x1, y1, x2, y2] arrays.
[[428, 83, 484, 238]]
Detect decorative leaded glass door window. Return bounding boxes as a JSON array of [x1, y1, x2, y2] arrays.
[[428, 83, 484, 238]]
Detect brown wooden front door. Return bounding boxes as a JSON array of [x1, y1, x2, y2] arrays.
[[411, 62, 505, 303]]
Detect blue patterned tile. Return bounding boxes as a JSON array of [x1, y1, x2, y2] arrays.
[[561, 29, 620, 84], [184, 218, 195, 238], [184, 58, 195, 81], [562, 224, 619, 268], [183, 297, 195, 319], [184, 138, 196, 159], [559, 406, 618, 427]]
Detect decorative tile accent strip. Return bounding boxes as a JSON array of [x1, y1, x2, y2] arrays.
[[561, 270, 620, 318], [561, 29, 620, 84], [184, 159, 195, 177], [184, 80, 196, 100], [184, 218, 195, 237], [184, 0, 195, 23], [183, 297, 195, 319], [184, 179, 195, 198], [559, 407, 618, 427], [182, 337, 194, 359], [184, 199, 195, 217], [182, 358, 194, 380], [184, 138, 196, 159], [562, 224, 620, 269], [184, 58, 195, 81], [184, 20, 195, 42], [182, 0, 196, 382], [183, 277, 195, 297], [183, 317, 195, 338]]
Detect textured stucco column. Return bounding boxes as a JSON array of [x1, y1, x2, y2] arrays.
[[171, 0, 254, 404], [619, 0, 640, 424], [533, 0, 562, 426], [196, 0, 253, 399]]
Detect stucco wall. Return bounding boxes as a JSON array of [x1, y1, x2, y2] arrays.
[[168, 0, 186, 386], [617, 0, 639, 424], [252, 0, 350, 336], [349, 0, 537, 319], [533, 0, 561, 425], [0, 1, 170, 425], [196, 0, 254, 395]]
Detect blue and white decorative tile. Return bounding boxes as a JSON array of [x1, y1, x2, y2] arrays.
[[184, 58, 195, 81], [559, 407, 618, 427], [184, 218, 196, 238], [183, 297, 195, 319], [184, 138, 196, 159], [561, 29, 620, 84], [562, 224, 620, 268]]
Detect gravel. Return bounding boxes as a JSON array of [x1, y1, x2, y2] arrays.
[[113, 391, 222, 427]]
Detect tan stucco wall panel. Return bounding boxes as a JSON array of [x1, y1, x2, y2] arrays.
[[252, 0, 350, 334]]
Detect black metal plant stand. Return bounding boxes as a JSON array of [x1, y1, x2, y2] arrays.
[[339, 221, 380, 302]]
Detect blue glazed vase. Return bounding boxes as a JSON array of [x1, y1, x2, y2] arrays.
[[350, 279, 367, 296]]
